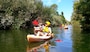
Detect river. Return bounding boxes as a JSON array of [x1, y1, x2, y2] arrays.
[[0, 25, 90, 52]]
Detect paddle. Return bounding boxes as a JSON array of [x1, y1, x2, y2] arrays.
[[55, 39, 62, 42]]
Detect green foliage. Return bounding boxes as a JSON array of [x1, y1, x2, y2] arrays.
[[72, 0, 90, 31], [0, 0, 67, 29]]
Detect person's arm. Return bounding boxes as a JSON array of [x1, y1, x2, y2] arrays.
[[48, 27, 52, 33]]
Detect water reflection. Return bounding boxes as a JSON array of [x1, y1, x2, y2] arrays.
[[0, 30, 27, 52], [26, 25, 73, 52], [72, 26, 90, 52], [27, 41, 52, 52], [27, 42, 44, 52], [1, 25, 90, 52], [53, 25, 73, 52]]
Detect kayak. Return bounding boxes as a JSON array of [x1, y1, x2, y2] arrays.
[[27, 34, 54, 42], [64, 26, 68, 29]]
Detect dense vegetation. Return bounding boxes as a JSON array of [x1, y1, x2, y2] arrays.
[[71, 0, 90, 31], [0, 0, 67, 30]]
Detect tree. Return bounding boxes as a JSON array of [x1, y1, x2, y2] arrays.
[[72, 0, 90, 31]]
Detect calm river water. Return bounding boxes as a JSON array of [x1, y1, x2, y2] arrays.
[[0, 25, 90, 52]]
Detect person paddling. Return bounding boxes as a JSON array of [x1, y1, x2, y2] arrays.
[[43, 21, 52, 36], [36, 21, 53, 36]]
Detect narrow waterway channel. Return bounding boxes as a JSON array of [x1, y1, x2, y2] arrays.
[[0, 25, 90, 52]]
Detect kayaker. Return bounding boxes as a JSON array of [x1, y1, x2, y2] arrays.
[[36, 21, 52, 36], [43, 21, 52, 36], [32, 19, 41, 35]]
